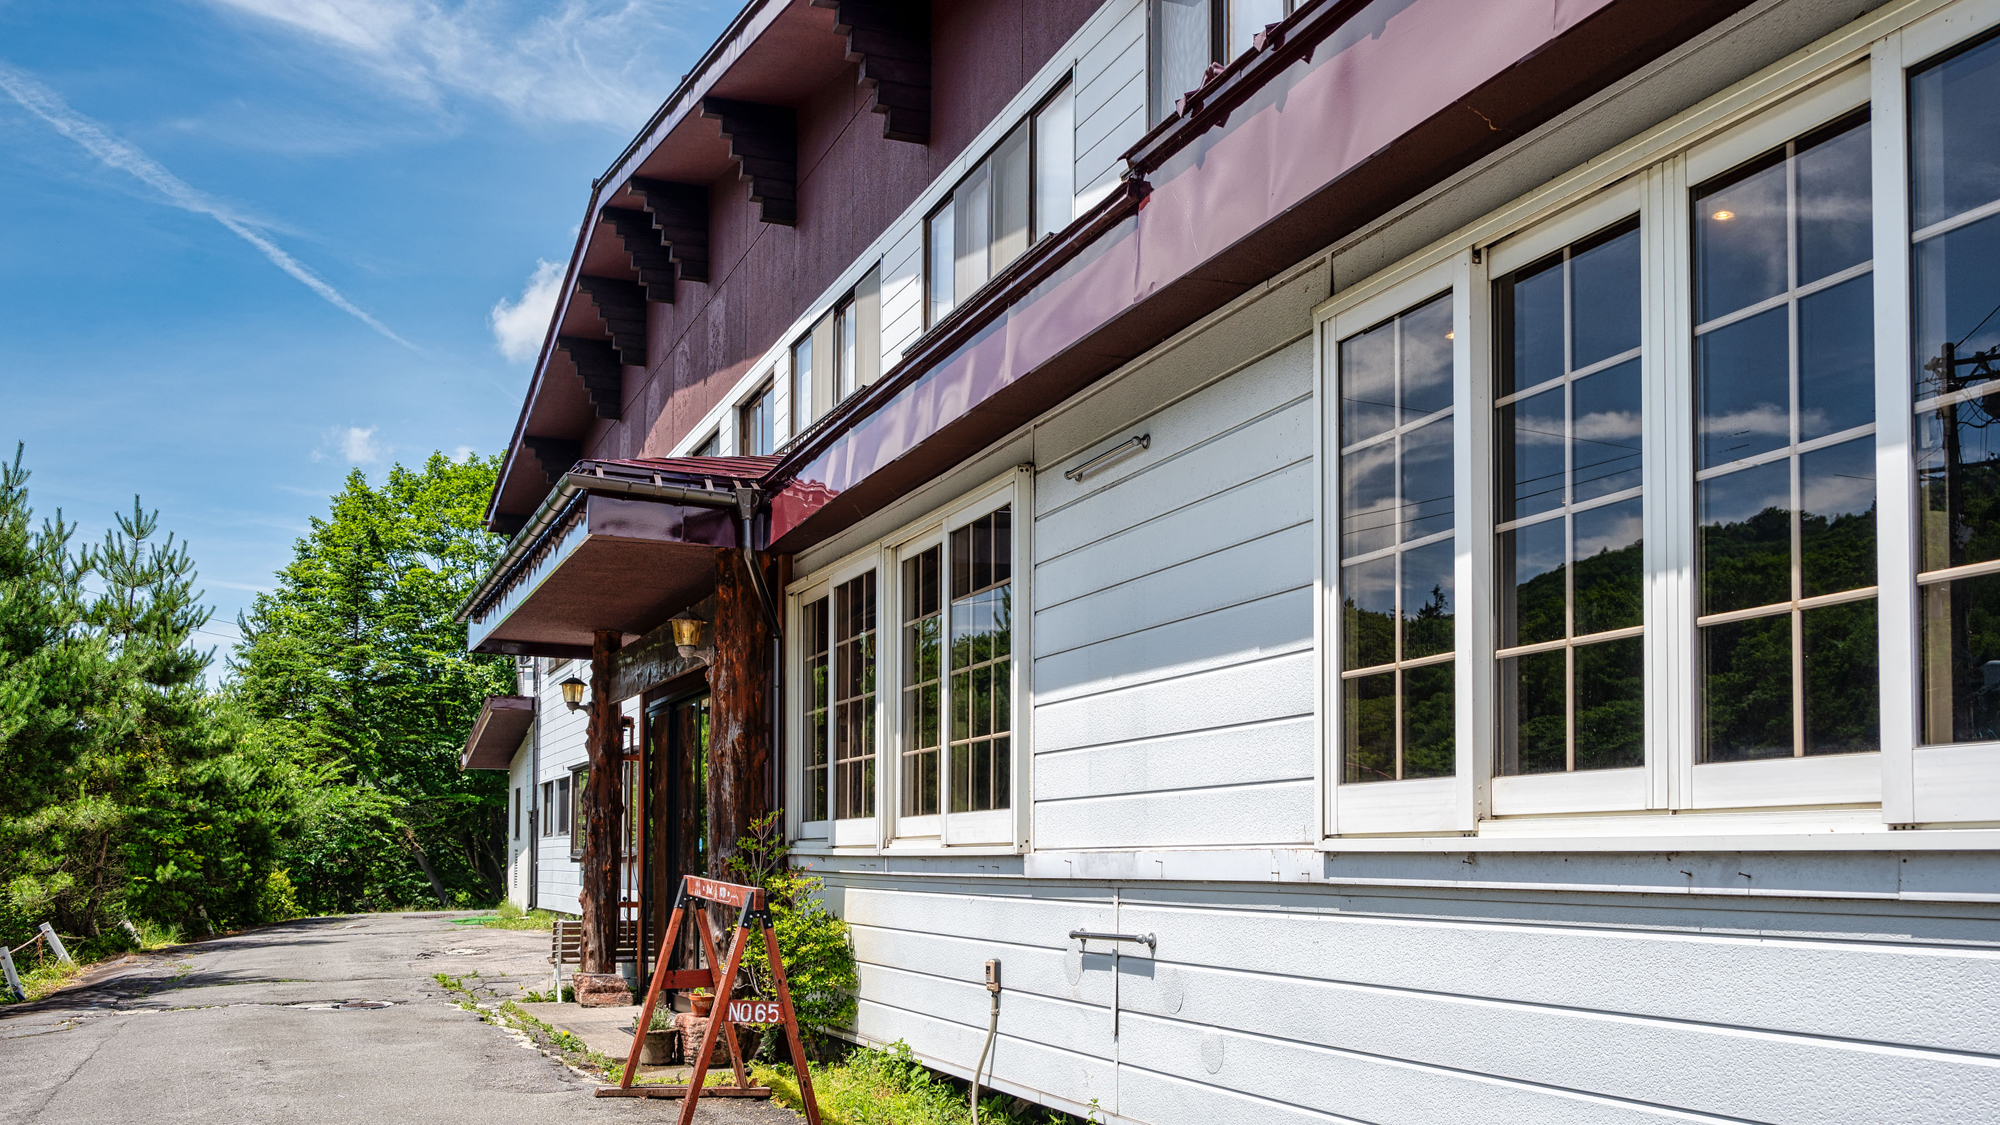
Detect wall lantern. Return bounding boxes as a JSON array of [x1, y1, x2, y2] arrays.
[[670, 614, 706, 658], [559, 676, 588, 711]]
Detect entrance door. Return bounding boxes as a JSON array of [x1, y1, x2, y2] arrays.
[[640, 693, 709, 980]]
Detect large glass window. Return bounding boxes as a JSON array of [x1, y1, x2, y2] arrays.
[[833, 573, 878, 820], [949, 509, 1013, 812], [1693, 113, 1878, 762], [926, 79, 1077, 325], [1337, 293, 1455, 783], [801, 596, 830, 822], [1912, 31, 2000, 745], [1494, 221, 1644, 775], [791, 334, 815, 434], [900, 546, 943, 817], [739, 380, 774, 456], [1149, 0, 1295, 123]]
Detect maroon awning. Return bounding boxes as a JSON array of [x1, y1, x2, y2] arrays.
[[461, 695, 536, 770], [460, 455, 778, 658]]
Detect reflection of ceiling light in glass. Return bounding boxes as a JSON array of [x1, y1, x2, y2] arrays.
[[1713, 209, 1736, 221], [1445, 331, 1455, 339]]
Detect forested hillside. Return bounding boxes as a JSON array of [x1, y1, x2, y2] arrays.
[[0, 445, 512, 965]]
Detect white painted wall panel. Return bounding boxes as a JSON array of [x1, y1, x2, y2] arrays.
[[1071, 0, 1145, 209], [1109, 898, 2000, 1056], [1035, 716, 1316, 802], [1037, 649, 1315, 754], [1036, 457, 1313, 608], [1035, 586, 1313, 704], [1037, 779, 1317, 849], [825, 872, 2000, 1125], [1035, 522, 1312, 656], [880, 222, 924, 368]]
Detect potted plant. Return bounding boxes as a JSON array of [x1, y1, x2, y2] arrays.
[[690, 987, 714, 1018], [639, 1005, 676, 1065]]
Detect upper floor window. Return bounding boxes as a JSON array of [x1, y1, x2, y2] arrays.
[[1911, 30, 2000, 744], [926, 78, 1076, 326], [835, 295, 859, 401], [739, 379, 774, 456], [1150, 0, 1293, 124], [693, 430, 719, 458], [792, 333, 816, 434]]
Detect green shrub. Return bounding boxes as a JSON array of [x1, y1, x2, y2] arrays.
[[726, 811, 858, 1042]]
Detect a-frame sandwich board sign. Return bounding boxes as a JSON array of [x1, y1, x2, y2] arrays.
[[594, 874, 822, 1125]]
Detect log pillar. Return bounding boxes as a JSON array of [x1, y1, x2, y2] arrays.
[[579, 628, 624, 983], [709, 550, 772, 885]]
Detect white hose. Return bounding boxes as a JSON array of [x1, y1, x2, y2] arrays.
[[970, 989, 999, 1124]]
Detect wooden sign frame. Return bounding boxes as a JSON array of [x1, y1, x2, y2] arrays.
[[595, 874, 822, 1125]]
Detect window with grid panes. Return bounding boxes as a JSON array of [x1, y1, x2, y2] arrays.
[[1494, 220, 1644, 775], [1693, 112, 1879, 762], [949, 508, 1012, 811], [801, 597, 831, 822], [900, 547, 942, 816], [1911, 30, 2000, 745], [1337, 293, 1455, 783], [833, 573, 877, 819]]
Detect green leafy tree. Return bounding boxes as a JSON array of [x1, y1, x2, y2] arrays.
[[234, 453, 514, 912]]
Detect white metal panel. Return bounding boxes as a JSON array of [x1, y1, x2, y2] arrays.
[[1038, 781, 1316, 850], [1035, 716, 1316, 802], [1111, 897, 2000, 1055], [1035, 587, 1313, 705], [1036, 458, 1313, 608], [1035, 522, 1313, 657], [1119, 958, 1998, 1124], [1038, 399, 1312, 561], [1037, 650, 1315, 755]]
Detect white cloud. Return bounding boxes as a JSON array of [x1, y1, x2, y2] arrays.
[[0, 61, 415, 350], [490, 258, 565, 363], [313, 425, 387, 465], [203, 0, 694, 128]]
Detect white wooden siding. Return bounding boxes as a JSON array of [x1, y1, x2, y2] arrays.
[[1072, 0, 1147, 209], [533, 660, 588, 913], [1031, 329, 1315, 852], [823, 873, 2000, 1125]]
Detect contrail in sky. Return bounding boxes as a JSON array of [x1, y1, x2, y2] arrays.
[[0, 61, 416, 350]]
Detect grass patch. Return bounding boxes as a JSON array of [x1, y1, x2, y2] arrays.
[[452, 902, 560, 931], [751, 1041, 1087, 1125]]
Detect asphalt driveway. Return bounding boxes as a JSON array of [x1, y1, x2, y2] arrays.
[[0, 912, 801, 1125]]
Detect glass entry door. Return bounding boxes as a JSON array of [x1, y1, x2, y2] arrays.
[[639, 692, 708, 980]]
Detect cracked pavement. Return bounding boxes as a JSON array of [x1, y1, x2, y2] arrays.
[[0, 912, 802, 1124]]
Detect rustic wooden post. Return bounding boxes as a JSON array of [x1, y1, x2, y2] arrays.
[[709, 551, 771, 885], [578, 628, 625, 995]]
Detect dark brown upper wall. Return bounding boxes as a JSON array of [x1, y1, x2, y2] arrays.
[[575, 0, 1104, 469]]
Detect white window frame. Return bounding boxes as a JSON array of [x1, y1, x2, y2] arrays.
[[1312, 0, 2000, 839], [786, 468, 1031, 852], [789, 573, 834, 841], [1481, 177, 1651, 819], [1679, 64, 1884, 813], [1319, 255, 1480, 836]]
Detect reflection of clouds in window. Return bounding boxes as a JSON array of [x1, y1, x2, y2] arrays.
[[1801, 467, 1875, 518], [1575, 505, 1642, 557]]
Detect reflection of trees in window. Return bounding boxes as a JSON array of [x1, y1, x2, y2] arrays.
[[949, 508, 1012, 812], [1693, 110, 1877, 762], [1338, 292, 1455, 783], [801, 597, 830, 821], [1912, 31, 2000, 744], [833, 573, 877, 819], [1495, 219, 1644, 775]]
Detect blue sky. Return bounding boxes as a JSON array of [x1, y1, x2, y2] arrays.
[[0, 0, 728, 664]]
